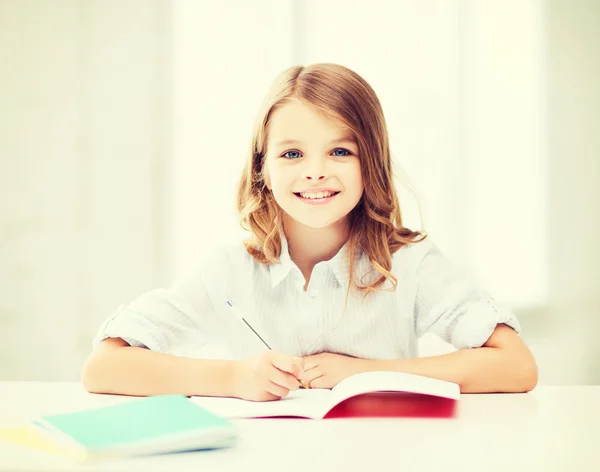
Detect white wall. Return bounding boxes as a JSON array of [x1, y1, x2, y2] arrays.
[[459, 0, 547, 307], [0, 0, 170, 380], [545, 0, 600, 308]]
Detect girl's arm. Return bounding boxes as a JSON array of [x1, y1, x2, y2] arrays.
[[81, 337, 237, 397], [370, 323, 538, 393], [82, 337, 304, 400], [302, 324, 538, 393]]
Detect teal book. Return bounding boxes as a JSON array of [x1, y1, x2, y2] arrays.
[[31, 395, 237, 461]]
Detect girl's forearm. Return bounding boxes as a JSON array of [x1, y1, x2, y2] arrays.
[[82, 341, 237, 397], [367, 347, 538, 393]]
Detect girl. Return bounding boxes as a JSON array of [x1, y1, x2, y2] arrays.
[[82, 63, 538, 401]]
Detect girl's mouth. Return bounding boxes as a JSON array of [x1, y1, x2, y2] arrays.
[[293, 191, 340, 205]]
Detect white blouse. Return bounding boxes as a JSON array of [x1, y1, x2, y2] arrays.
[[93, 233, 521, 360]]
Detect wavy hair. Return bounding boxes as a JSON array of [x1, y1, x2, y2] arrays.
[[236, 63, 427, 304]]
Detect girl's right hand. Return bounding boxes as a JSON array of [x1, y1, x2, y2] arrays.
[[233, 351, 305, 402]]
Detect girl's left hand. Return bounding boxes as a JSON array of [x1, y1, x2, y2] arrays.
[[300, 352, 371, 389]]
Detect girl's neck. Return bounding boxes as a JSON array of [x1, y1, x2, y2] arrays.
[[282, 215, 351, 268]]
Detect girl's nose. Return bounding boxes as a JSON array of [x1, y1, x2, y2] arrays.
[[305, 173, 326, 181], [304, 159, 328, 181]]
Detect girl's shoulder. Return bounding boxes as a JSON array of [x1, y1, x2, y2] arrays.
[[195, 239, 257, 274], [391, 236, 436, 269], [356, 238, 436, 290], [174, 240, 259, 301]]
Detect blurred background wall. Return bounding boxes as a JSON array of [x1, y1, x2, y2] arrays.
[[0, 0, 598, 383]]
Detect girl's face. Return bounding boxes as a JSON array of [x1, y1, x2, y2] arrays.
[[264, 100, 364, 230]]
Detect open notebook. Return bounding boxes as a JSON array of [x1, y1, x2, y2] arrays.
[[192, 371, 460, 419]]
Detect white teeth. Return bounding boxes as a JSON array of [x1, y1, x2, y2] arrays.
[[299, 191, 335, 199]]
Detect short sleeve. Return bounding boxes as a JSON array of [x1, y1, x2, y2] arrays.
[[92, 267, 231, 359], [414, 240, 522, 350]]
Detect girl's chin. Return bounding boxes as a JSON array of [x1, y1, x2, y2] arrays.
[[283, 214, 346, 230]]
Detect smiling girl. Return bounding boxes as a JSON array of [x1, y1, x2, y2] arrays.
[[82, 63, 538, 401]]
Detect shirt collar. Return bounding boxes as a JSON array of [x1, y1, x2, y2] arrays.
[[269, 231, 362, 290]]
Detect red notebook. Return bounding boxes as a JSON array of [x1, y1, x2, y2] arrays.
[[192, 371, 459, 419]]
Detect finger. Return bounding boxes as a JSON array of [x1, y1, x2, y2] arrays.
[[258, 391, 282, 402], [308, 374, 327, 389], [269, 365, 300, 391], [270, 351, 303, 377], [264, 379, 290, 398], [291, 356, 305, 376], [262, 386, 286, 399], [302, 368, 322, 386], [302, 355, 322, 372]]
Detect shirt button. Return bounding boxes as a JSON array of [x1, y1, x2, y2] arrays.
[[309, 289, 317, 298]]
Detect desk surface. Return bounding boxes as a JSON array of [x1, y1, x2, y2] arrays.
[[0, 382, 598, 471]]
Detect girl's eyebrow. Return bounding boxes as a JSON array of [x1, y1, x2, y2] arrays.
[[276, 136, 357, 147]]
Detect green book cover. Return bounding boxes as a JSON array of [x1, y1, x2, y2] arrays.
[[32, 395, 236, 460]]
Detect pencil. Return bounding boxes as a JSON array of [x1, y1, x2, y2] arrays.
[[225, 300, 309, 389]]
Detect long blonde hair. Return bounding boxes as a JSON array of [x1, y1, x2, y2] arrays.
[[236, 63, 427, 302]]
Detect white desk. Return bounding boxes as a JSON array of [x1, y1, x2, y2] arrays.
[[0, 382, 598, 471]]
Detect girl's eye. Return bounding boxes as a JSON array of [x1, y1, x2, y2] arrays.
[[282, 150, 301, 159], [332, 148, 352, 157]]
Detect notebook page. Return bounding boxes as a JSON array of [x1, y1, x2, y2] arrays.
[[322, 371, 460, 415], [191, 389, 331, 419]]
